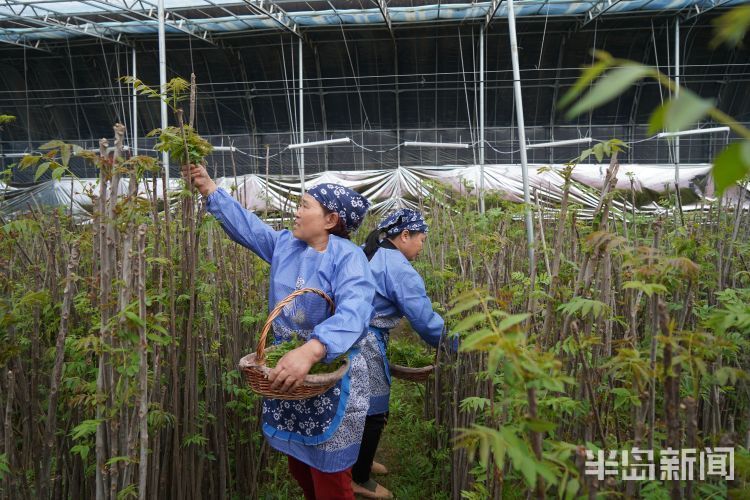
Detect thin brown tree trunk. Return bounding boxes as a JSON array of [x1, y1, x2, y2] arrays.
[[136, 224, 149, 500], [40, 242, 81, 498]]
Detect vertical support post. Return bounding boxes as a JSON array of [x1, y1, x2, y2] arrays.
[[299, 37, 305, 194], [158, 0, 168, 180], [479, 26, 486, 214], [132, 47, 138, 156], [395, 45, 401, 167], [674, 18, 680, 187], [265, 144, 270, 219], [507, 0, 535, 269]]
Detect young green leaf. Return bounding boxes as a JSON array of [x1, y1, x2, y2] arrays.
[[61, 143, 72, 167], [558, 59, 612, 109], [39, 140, 66, 150], [51, 166, 66, 181], [70, 419, 103, 441], [711, 5, 750, 48], [622, 280, 668, 297], [648, 90, 713, 135], [124, 310, 146, 328], [566, 65, 651, 119], [496, 313, 530, 333], [34, 162, 51, 181], [712, 141, 750, 195]]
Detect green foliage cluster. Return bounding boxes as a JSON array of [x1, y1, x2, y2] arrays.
[[264, 337, 346, 375], [560, 8, 750, 195], [386, 339, 434, 368], [148, 125, 213, 166]]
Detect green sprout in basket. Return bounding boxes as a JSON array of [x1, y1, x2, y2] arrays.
[[265, 336, 346, 375], [386, 339, 434, 368]]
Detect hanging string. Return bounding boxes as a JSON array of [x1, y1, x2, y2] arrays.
[[484, 142, 523, 155], [99, 39, 116, 115], [232, 146, 288, 160], [280, 34, 297, 177], [628, 134, 660, 145], [457, 26, 477, 165], [66, 38, 81, 144], [114, 43, 129, 145], [536, 0, 551, 71], [349, 139, 400, 154], [588, 18, 597, 141], [340, 23, 371, 130], [188, 27, 197, 131], [651, 19, 666, 107], [24, 43, 31, 150], [188, 29, 195, 77]]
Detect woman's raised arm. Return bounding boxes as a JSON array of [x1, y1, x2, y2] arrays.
[[184, 164, 282, 263]]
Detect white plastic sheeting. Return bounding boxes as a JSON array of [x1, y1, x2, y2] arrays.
[[0, 177, 183, 220], [1, 163, 743, 221]]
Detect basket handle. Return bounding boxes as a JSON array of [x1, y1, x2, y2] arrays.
[[255, 288, 336, 363]]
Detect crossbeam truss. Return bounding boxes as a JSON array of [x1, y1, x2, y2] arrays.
[[1, 0, 130, 45], [0, 0, 220, 47], [581, 0, 627, 26], [683, 0, 735, 19], [485, 0, 505, 26], [0, 29, 49, 50], [0, 0, 743, 50], [242, 0, 308, 43], [92, 0, 217, 44]]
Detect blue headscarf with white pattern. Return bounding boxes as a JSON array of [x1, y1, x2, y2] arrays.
[[377, 208, 429, 236], [307, 183, 371, 233]]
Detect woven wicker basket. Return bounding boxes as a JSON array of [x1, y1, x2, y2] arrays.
[[389, 363, 434, 382], [239, 288, 349, 400]]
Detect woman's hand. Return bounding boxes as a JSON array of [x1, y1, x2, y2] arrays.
[[181, 163, 217, 197], [268, 339, 327, 393]]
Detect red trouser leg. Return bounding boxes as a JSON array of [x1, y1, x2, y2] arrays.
[[288, 455, 316, 500], [310, 465, 354, 500], [287, 455, 355, 500]]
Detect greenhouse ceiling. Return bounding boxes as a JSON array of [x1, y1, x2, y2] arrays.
[[0, 0, 747, 49]]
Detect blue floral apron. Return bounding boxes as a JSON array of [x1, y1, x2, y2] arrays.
[[362, 318, 399, 415], [259, 286, 370, 471]]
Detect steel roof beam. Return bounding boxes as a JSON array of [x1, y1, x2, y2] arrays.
[[485, 0, 505, 27], [581, 0, 627, 26], [123, 0, 217, 44], [0, 30, 50, 50], [684, 0, 734, 20], [103, 0, 218, 45], [188, 0, 258, 32], [1, 0, 130, 45], [75, 0, 218, 45], [374, 0, 394, 39], [241, 0, 309, 44]]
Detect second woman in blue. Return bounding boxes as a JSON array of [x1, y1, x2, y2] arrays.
[[351, 209, 449, 498]]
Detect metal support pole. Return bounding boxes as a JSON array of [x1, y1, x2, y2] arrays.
[[299, 37, 305, 194], [132, 47, 138, 156], [479, 26, 486, 214], [674, 18, 680, 187], [507, 0, 535, 269], [395, 45, 401, 168], [395, 48, 401, 168], [158, 0, 168, 180], [265, 144, 270, 219]]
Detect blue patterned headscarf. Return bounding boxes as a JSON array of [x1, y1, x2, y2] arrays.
[[307, 183, 371, 233], [377, 208, 429, 236]]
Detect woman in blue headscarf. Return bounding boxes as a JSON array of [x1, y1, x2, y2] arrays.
[[352, 208, 452, 499], [185, 164, 375, 499]]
